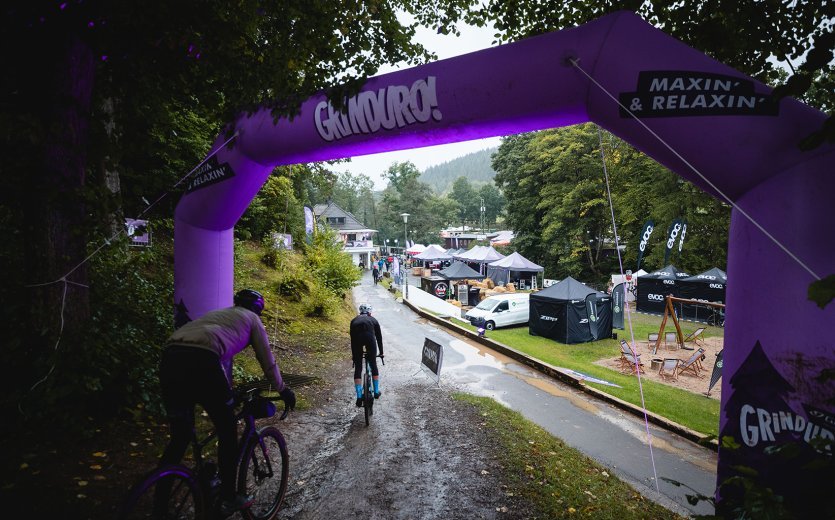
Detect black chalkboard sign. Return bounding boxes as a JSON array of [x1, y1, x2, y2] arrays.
[[421, 338, 443, 383]]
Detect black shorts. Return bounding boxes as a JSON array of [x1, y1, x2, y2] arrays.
[[352, 343, 378, 379]]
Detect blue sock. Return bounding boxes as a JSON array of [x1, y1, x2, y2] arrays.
[[373, 380, 380, 394], [355, 384, 363, 398]]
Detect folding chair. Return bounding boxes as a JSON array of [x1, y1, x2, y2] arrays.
[[619, 340, 644, 374], [647, 333, 660, 355], [658, 358, 680, 381], [664, 331, 680, 350], [681, 327, 706, 350], [620, 339, 641, 358], [677, 347, 707, 378]]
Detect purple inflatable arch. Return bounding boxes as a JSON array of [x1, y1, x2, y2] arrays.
[[175, 11, 833, 512]]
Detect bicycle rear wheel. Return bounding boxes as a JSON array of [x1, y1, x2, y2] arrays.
[[363, 366, 373, 426], [239, 426, 289, 520], [118, 465, 203, 520]]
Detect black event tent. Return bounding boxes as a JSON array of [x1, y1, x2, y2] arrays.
[[677, 267, 727, 323], [529, 277, 612, 344], [635, 265, 691, 315], [438, 261, 485, 281]]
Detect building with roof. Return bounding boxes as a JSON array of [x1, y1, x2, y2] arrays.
[[312, 201, 377, 268]]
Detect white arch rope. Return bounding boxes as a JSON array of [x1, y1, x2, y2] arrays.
[[569, 58, 822, 282], [597, 126, 660, 493]]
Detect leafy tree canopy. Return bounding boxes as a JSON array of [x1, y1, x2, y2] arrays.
[[493, 124, 730, 283]]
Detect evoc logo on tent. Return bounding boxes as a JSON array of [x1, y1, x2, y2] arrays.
[[647, 294, 665, 301], [540, 316, 558, 322]]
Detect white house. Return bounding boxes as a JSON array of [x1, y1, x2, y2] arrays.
[[313, 201, 377, 268]]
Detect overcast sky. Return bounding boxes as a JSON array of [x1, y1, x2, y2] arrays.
[[335, 19, 502, 190]]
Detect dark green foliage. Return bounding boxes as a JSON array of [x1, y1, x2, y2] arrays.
[[493, 125, 729, 284], [328, 170, 377, 227], [6, 221, 175, 435], [303, 228, 362, 298], [421, 148, 499, 194], [303, 283, 341, 318], [372, 161, 492, 244], [238, 173, 305, 243], [808, 274, 835, 309]]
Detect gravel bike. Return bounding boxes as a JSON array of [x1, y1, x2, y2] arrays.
[[361, 352, 385, 426], [119, 381, 290, 519]]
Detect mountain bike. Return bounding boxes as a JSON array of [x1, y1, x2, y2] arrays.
[[118, 380, 290, 520], [361, 352, 385, 426]]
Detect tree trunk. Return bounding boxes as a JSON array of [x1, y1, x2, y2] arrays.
[[23, 32, 95, 351]]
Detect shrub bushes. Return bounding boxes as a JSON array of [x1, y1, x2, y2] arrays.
[[303, 228, 361, 297]]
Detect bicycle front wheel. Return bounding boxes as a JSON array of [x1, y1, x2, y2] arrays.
[[118, 464, 203, 520], [239, 426, 289, 520]]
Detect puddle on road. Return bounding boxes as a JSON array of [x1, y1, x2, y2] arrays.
[[596, 413, 717, 471], [520, 375, 599, 414], [445, 339, 600, 414]]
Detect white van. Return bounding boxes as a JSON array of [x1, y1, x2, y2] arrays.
[[465, 293, 530, 330]]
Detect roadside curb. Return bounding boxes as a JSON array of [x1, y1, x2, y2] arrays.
[[403, 297, 719, 451]]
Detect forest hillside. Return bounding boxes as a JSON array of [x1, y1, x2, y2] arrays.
[[420, 147, 498, 194]]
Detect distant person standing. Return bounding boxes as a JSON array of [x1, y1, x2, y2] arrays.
[[372, 263, 380, 285], [378, 258, 385, 273]]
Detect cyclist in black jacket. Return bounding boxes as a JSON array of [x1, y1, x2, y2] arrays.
[[350, 303, 384, 406]]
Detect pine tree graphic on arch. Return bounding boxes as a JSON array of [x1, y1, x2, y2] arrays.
[[717, 341, 829, 517], [722, 341, 794, 432]]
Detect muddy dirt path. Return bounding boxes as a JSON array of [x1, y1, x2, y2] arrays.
[[275, 311, 528, 518]]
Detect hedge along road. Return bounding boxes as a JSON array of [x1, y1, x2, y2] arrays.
[[378, 274, 716, 516]]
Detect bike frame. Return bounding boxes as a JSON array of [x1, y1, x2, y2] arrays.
[[189, 395, 262, 478], [120, 384, 288, 520]]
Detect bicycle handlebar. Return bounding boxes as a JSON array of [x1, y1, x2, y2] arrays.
[[233, 380, 290, 420]]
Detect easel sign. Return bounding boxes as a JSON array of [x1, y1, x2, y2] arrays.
[[421, 338, 444, 385]]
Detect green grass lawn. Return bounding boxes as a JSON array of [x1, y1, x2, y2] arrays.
[[450, 310, 722, 436]]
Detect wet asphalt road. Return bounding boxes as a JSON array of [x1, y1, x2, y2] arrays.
[[359, 272, 717, 517]]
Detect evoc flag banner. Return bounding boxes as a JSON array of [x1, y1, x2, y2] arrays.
[[663, 218, 683, 266], [677, 220, 688, 261], [636, 220, 654, 271], [421, 338, 444, 384], [304, 206, 314, 240], [612, 283, 626, 329]]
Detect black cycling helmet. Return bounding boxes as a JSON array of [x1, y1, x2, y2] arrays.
[[234, 289, 265, 315], [358, 303, 372, 315]]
